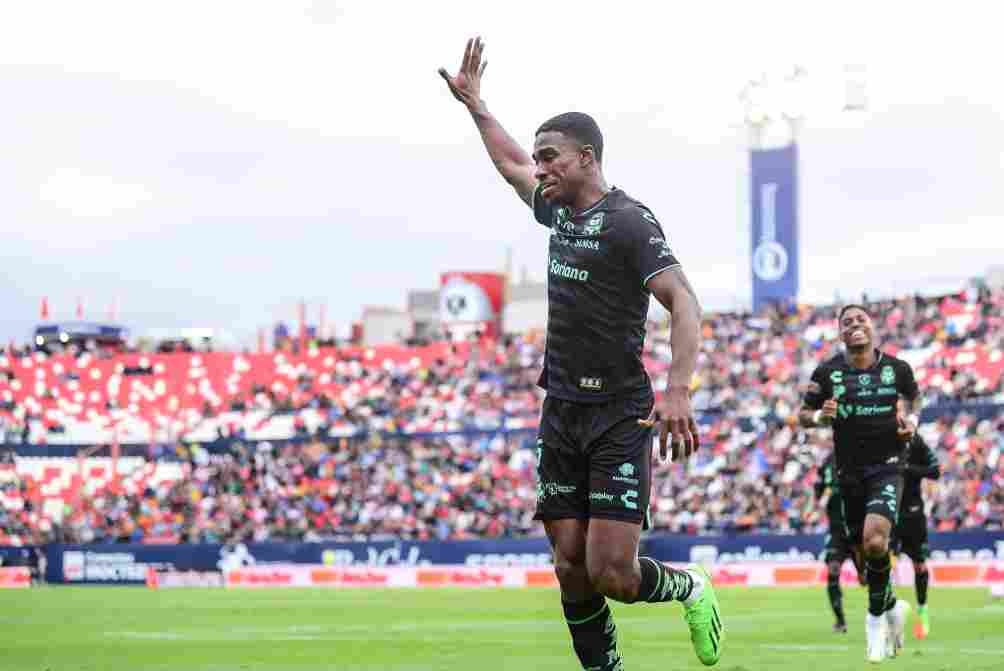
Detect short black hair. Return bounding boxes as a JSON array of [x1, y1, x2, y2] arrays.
[[536, 112, 603, 163], [838, 304, 870, 322]]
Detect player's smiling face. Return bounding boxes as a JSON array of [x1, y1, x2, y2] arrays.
[[533, 130, 590, 206], [840, 307, 874, 350]]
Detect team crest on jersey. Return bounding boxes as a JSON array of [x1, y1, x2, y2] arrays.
[[859, 374, 871, 387], [881, 365, 896, 385], [554, 207, 574, 233]]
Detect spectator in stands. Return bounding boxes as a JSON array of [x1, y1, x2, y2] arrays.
[[1, 285, 1002, 543]]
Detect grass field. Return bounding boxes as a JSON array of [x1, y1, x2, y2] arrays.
[[2, 585, 1002, 670]]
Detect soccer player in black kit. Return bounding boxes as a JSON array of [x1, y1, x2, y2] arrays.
[[815, 452, 866, 633], [800, 304, 921, 663], [440, 37, 723, 669], [891, 433, 940, 639]]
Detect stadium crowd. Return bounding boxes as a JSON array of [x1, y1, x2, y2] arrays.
[[1, 285, 1002, 545]]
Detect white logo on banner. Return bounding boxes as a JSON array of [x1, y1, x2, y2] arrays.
[[63, 551, 85, 581], [218, 543, 256, 571], [753, 182, 789, 282], [753, 241, 788, 282], [440, 277, 493, 323]]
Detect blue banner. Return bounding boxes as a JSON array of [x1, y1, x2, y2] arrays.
[[44, 538, 554, 584], [642, 530, 1004, 564], [750, 143, 799, 311], [0, 546, 39, 567], [38, 531, 1004, 584]]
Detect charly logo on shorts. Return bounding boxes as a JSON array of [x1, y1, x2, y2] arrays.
[[882, 484, 898, 514], [613, 462, 639, 485]]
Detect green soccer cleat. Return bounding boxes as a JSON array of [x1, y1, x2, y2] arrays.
[[683, 564, 723, 666], [914, 605, 930, 639]]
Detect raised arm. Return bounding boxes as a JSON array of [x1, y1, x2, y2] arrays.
[[439, 37, 537, 205]]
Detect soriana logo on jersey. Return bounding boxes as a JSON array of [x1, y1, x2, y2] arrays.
[[439, 272, 505, 324]]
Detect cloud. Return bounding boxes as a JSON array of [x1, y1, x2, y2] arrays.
[[38, 168, 153, 218], [0, 2, 1001, 343]]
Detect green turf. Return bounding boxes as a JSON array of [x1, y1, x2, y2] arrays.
[[2, 585, 1002, 670]]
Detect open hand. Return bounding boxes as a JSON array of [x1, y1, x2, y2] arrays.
[[639, 387, 699, 462], [438, 36, 486, 108]]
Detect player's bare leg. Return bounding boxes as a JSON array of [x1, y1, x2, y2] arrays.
[[546, 519, 624, 671]]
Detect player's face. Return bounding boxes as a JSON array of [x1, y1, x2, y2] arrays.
[[532, 131, 590, 206], [840, 307, 874, 350]]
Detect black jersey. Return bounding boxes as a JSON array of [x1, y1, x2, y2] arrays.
[[814, 455, 844, 525], [803, 350, 919, 472], [532, 184, 681, 403], [901, 434, 939, 516]]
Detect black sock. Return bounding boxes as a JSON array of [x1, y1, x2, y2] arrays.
[[915, 569, 929, 606], [827, 573, 845, 624], [562, 594, 622, 671], [637, 557, 694, 603], [866, 555, 895, 616]]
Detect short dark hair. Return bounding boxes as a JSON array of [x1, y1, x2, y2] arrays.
[[838, 304, 870, 321], [536, 112, 604, 163]]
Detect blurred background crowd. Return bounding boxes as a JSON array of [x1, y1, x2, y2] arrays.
[[2, 286, 1002, 545]]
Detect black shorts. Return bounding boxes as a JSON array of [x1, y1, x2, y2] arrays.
[[534, 393, 654, 526], [823, 523, 855, 564], [893, 514, 930, 563], [838, 466, 904, 545]]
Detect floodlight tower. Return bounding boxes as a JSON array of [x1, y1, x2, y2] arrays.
[[740, 67, 807, 312]]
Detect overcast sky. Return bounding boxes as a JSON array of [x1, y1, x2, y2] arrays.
[[1, 0, 1001, 345]]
